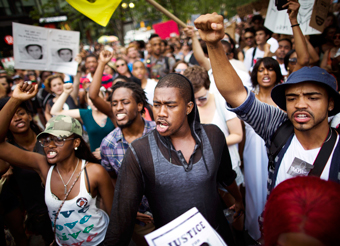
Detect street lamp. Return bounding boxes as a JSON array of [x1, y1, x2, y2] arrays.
[[121, 2, 128, 9], [129, 3, 135, 8]]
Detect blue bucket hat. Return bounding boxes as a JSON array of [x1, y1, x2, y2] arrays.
[[271, 66, 340, 116]]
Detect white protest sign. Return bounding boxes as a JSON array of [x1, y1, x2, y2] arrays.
[[13, 23, 79, 75], [264, 0, 321, 35], [145, 207, 227, 246]]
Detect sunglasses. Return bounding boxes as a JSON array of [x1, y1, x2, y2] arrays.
[[175, 68, 186, 73], [288, 57, 297, 64], [244, 36, 254, 40], [116, 63, 126, 68], [333, 34, 340, 40], [39, 136, 75, 147]]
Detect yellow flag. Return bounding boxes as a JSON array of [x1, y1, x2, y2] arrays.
[[66, 0, 122, 27]]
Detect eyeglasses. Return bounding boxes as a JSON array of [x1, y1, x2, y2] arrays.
[[175, 68, 186, 73], [244, 36, 254, 40], [288, 57, 297, 64], [195, 91, 209, 103], [116, 63, 126, 68], [333, 34, 340, 40], [39, 136, 75, 147]]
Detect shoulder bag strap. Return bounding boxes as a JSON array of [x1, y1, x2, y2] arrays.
[[309, 128, 337, 177]]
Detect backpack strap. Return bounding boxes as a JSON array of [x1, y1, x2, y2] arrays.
[[164, 56, 169, 71], [251, 47, 257, 68], [268, 120, 294, 170]]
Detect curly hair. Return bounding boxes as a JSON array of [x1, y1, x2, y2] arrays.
[[44, 74, 64, 93], [110, 81, 147, 114], [183, 66, 210, 93]]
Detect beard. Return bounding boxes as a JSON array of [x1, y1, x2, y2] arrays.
[[117, 114, 137, 129]]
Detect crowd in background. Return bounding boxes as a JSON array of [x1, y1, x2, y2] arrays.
[[1, 2, 340, 246]]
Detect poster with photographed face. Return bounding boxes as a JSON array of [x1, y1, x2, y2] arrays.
[[13, 23, 79, 75], [264, 0, 321, 35]]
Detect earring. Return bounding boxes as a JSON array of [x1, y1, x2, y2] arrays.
[[75, 147, 78, 150]]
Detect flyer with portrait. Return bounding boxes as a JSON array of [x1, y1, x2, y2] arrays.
[[13, 23, 79, 75], [144, 207, 227, 246]]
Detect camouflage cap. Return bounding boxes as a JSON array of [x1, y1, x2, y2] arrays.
[[37, 115, 82, 139]]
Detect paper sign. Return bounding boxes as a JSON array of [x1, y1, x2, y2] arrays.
[[145, 207, 227, 246], [13, 23, 79, 75], [309, 0, 330, 32], [264, 0, 321, 35], [1, 57, 15, 70], [153, 20, 180, 40]]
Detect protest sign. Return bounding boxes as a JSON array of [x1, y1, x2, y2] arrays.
[[153, 20, 180, 40], [145, 207, 227, 246], [309, 0, 330, 32], [13, 23, 79, 75], [1, 57, 15, 70], [264, 0, 321, 35]]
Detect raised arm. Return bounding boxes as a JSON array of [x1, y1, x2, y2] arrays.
[[184, 26, 211, 71], [50, 83, 81, 120], [195, 13, 247, 108], [69, 54, 82, 104], [89, 50, 114, 120], [0, 81, 48, 181], [286, 0, 309, 72], [306, 37, 319, 65]]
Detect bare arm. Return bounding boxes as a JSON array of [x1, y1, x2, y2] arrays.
[[50, 83, 81, 120], [320, 49, 331, 71], [91, 164, 114, 216], [89, 50, 114, 120], [195, 13, 247, 108], [0, 82, 48, 182], [226, 117, 243, 146], [44, 103, 52, 122], [306, 37, 319, 65], [69, 54, 82, 105], [286, 0, 309, 72], [184, 26, 211, 70]]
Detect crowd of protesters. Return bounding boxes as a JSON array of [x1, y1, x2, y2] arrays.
[[0, 0, 340, 245]]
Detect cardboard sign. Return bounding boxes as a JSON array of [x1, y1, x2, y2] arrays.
[[309, 0, 330, 32], [145, 207, 227, 246], [13, 23, 79, 75]]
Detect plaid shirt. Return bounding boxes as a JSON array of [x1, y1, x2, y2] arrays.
[[100, 119, 156, 220]]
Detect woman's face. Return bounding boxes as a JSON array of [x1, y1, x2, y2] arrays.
[[174, 63, 188, 75], [50, 78, 64, 96], [288, 52, 297, 74], [27, 45, 42, 59], [257, 62, 277, 88], [333, 33, 340, 47], [104, 65, 115, 75], [59, 49, 72, 62], [194, 87, 209, 107], [9, 107, 32, 134], [116, 60, 128, 75]]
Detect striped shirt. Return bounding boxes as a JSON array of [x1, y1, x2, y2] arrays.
[[79, 73, 113, 90]]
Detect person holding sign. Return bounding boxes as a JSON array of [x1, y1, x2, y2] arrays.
[[104, 73, 244, 246]]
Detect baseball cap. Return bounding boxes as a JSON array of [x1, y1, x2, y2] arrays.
[[12, 75, 22, 80], [37, 115, 82, 139], [271, 66, 340, 116]]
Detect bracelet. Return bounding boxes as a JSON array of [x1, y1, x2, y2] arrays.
[[291, 23, 299, 27]]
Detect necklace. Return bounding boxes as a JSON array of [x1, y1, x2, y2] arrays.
[[56, 158, 80, 194]]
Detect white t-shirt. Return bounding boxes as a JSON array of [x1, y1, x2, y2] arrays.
[[243, 47, 265, 73], [144, 78, 157, 105], [275, 134, 339, 187]]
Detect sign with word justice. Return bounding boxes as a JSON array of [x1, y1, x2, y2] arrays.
[[145, 207, 227, 246]]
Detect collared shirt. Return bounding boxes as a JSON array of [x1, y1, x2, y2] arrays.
[[100, 119, 156, 217]]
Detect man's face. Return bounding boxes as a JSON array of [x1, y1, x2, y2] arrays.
[[59, 50, 72, 62], [111, 87, 142, 128], [153, 87, 193, 137], [127, 47, 138, 59], [27, 45, 42, 59], [285, 82, 333, 132], [276, 40, 291, 60], [150, 37, 162, 57], [132, 61, 146, 80], [244, 31, 255, 47], [252, 20, 262, 31], [255, 30, 268, 46], [0, 78, 10, 94], [85, 57, 98, 74]]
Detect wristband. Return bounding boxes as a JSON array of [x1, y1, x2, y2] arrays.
[[291, 24, 299, 28]]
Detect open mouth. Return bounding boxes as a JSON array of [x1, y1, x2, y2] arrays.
[[46, 150, 57, 159], [116, 113, 127, 120], [156, 121, 169, 133], [293, 112, 311, 123]]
